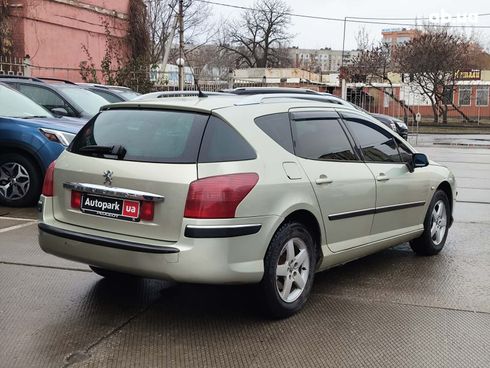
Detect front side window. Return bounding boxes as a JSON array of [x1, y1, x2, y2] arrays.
[[397, 141, 413, 162], [343, 114, 402, 163], [17, 84, 75, 116], [291, 117, 357, 161]]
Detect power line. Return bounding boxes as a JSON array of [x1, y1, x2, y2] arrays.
[[197, 1, 490, 29]]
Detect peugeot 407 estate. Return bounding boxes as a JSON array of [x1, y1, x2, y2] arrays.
[[38, 95, 456, 318]]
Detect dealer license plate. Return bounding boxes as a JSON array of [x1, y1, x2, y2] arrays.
[[80, 193, 140, 222]]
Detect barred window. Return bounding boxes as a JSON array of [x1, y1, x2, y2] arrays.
[[458, 86, 471, 106], [476, 87, 489, 106]]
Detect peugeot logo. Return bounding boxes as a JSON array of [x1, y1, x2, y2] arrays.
[[103, 170, 113, 186]]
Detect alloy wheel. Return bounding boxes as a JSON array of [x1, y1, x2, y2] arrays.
[[275, 237, 310, 303], [0, 162, 31, 200], [430, 200, 447, 246]]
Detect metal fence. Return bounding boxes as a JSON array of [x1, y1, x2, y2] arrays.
[[0, 56, 27, 76]]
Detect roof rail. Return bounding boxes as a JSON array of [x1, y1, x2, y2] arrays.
[[0, 75, 44, 83], [39, 77, 77, 85], [233, 93, 350, 106], [78, 83, 111, 90]]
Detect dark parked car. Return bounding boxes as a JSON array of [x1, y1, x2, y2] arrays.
[[0, 76, 109, 120], [77, 83, 140, 102], [0, 83, 84, 206], [372, 113, 408, 139]]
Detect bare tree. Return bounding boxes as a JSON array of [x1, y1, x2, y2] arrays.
[[395, 29, 480, 123], [220, 0, 292, 68], [145, 0, 213, 65], [355, 26, 371, 51], [346, 43, 416, 122]]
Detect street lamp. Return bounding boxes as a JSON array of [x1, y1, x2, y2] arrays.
[[176, 57, 185, 90]]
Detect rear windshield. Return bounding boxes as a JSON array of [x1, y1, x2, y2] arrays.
[[70, 109, 208, 163]]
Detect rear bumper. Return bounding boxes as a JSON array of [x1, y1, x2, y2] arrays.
[[38, 197, 279, 284], [38, 223, 179, 254]]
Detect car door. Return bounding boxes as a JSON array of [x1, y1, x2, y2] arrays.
[[290, 110, 376, 252], [341, 111, 431, 238]]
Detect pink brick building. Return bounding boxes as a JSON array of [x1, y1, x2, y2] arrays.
[[9, 0, 130, 81]]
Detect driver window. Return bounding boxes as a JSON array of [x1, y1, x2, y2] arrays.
[[342, 116, 402, 163]]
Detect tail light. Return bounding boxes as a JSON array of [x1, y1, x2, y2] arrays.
[[42, 161, 55, 197], [71, 191, 81, 208], [140, 201, 154, 221], [184, 173, 259, 219]]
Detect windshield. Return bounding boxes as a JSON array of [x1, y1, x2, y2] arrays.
[[0, 85, 53, 118], [113, 90, 140, 100], [348, 101, 370, 113], [57, 86, 109, 115]]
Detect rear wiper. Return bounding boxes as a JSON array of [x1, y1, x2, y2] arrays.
[[78, 145, 127, 159]]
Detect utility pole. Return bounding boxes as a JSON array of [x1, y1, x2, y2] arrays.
[[178, 0, 184, 90], [340, 16, 347, 100]]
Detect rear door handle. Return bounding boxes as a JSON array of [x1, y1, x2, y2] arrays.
[[315, 174, 333, 185], [376, 173, 390, 182]]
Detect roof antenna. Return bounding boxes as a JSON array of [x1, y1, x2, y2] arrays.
[[194, 76, 207, 98], [182, 51, 207, 98]]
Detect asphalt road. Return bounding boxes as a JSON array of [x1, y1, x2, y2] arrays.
[[0, 140, 489, 368]]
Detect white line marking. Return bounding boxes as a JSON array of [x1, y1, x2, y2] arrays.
[[0, 222, 36, 234], [0, 216, 37, 222]]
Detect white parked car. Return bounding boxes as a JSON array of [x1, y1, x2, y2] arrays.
[[38, 95, 456, 318]]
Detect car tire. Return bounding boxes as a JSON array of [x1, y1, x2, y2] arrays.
[[89, 265, 138, 280], [259, 222, 316, 319], [410, 190, 450, 256], [0, 153, 41, 207]]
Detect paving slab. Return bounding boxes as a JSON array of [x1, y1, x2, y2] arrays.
[[0, 263, 166, 368], [73, 288, 490, 368], [0, 222, 87, 271], [0, 206, 38, 220]]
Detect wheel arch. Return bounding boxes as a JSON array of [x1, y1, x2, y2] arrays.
[[0, 144, 45, 177], [283, 209, 324, 267], [436, 180, 454, 225]]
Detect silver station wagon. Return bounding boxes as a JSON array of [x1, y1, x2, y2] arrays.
[[38, 95, 456, 318]]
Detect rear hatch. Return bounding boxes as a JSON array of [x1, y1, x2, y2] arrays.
[[52, 108, 209, 241]]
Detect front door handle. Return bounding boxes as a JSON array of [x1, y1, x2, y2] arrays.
[[315, 174, 333, 185], [376, 173, 390, 182]]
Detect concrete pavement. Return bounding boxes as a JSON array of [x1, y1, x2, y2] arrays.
[[0, 140, 489, 367]]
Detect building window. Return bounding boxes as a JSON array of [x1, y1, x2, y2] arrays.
[[458, 86, 471, 106], [476, 87, 489, 106]]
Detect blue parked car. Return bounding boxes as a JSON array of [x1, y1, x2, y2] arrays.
[[0, 83, 85, 207]]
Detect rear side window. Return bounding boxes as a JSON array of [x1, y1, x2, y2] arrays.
[[198, 116, 256, 163], [291, 118, 357, 161], [255, 113, 294, 153], [70, 109, 208, 163]]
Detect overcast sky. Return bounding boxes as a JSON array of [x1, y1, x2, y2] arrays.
[[208, 0, 490, 51]]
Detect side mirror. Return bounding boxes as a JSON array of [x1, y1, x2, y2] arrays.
[[51, 107, 69, 116], [407, 153, 429, 172]]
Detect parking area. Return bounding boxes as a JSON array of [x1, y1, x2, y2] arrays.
[[0, 139, 489, 368]]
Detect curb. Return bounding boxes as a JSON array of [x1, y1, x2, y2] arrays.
[[433, 142, 490, 148]]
